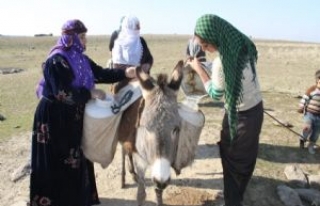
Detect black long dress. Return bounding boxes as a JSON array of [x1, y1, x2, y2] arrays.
[[30, 54, 127, 206]]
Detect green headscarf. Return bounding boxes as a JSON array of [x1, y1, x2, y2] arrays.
[[195, 14, 258, 141]]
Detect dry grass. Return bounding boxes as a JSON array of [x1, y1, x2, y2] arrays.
[[0, 35, 191, 140]]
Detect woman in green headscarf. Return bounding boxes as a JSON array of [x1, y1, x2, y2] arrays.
[[188, 14, 263, 206]]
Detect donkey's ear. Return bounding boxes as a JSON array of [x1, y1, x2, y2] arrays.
[[141, 63, 152, 74], [136, 64, 154, 91], [168, 60, 184, 91]]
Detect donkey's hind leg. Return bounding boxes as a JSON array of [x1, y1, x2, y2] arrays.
[[121, 147, 126, 188], [119, 99, 141, 188], [121, 143, 138, 188], [127, 152, 138, 183]]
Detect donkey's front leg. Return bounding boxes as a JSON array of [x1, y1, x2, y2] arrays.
[[133, 153, 147, 206], [155, 188, 163, 206], [137, 179, 146, 206]]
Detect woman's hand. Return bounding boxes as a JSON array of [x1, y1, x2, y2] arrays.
[[125, 66, 136, 78], [186, 57, 211, 83], [187, 57, 202, 72], [91, 88, 106, 100]]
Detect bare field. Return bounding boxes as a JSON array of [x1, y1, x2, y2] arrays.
[[0, 36, 320, 206]]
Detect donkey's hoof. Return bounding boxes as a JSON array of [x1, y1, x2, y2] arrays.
[[137, 192, 146, 206], [174, 168, 181, 176]]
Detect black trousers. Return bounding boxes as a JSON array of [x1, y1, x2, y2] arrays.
[[219, 101, 263, 206]]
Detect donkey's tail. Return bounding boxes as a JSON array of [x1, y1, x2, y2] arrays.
[[151, 157, 171, 189]]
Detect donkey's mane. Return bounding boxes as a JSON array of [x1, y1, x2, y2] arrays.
[[156, 74, 168, 90]]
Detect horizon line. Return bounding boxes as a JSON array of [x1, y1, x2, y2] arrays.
[[0, 33, 319, 44]]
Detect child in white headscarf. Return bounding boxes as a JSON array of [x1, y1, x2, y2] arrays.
[[112, 15, 153, 71], [110, 15, 154, 172]]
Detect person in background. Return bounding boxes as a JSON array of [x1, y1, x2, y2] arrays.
[[298, 69, 320, 154], [30, 19, 136, 206], [110, 15, 153, 175], [188, 14, 263, 206], [107, 16, 125, 67], [186, 36, 206, 59], [186, 35, 211, 71], [109, 16, 125, 53], [111, 14, 153, 74]]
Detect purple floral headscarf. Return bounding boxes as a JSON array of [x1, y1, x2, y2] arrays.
[[48, 19, 94, 90]]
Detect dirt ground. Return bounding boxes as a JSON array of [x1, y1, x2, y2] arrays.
[[2, 93, 320, 206], [2, 40, 320, 206], [1, 117, 225, 206]]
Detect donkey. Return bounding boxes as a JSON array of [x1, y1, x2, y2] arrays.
[[128, 60, 184, 206]]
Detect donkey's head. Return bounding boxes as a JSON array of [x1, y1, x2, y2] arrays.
[[134, 60, 184, 205], [136, 61, 184, 100]]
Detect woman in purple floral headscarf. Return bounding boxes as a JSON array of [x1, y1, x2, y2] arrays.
[[30, 19, 136, 206]]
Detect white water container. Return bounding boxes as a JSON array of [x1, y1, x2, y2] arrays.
[[85, 96, 115, 117], [82, 95, 122, 168], [173, 101, 205, 173]]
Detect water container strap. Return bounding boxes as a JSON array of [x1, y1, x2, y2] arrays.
[[111, 90, 134, 114]]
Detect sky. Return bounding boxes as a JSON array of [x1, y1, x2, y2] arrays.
[[0, 0, 319, 43]]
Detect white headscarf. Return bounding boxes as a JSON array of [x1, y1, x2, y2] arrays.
[[112, 15, 143, 66]]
